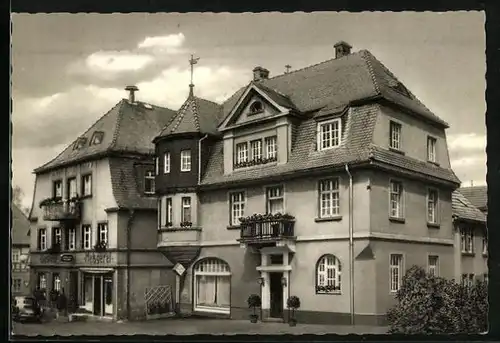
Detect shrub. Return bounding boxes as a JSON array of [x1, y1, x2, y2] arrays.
[[387, 265, 488, 334], [247, 294, 262, 315]]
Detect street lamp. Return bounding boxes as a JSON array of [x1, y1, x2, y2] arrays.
[[257, 277, 265, 286]]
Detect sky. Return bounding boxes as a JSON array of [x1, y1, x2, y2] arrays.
[[11, 12, 486, 209]]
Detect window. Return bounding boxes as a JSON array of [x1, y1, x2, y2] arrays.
[[165, 197, 173, 226], [249, 101, 263, 114], [52, 227, 62, 247], [164, 152, 171, 174], [319, 179, 340, 218], [12, 279, 22, 292], [265, 136, 277, 160], [181, 197, 192, 223], [427, 136, 437, 162], [318, 118, 341, 151], [483, 235, 488, 255], [97, 223, 108, 245], [230, 192, 245, 226], [181, 150, 192, 172], [390, 181, 404, 219], [68, 227, 76, 250], [427, 189, 438, 224], [460, 228, 474, 253], [82, 225, 92, 250], [90, 131, 104, 145], [144, 171, 155, 195], [73, 137, 87, 150], [428, 255, 439, 276], [53, 273, 61, 292], [12, 250, 19, 262], [38, 273, 47, 290], [82, 174, 92, 196], [250, 139, 262, 161], [390, 254, 403, 293], [389, 121, 402, 150], [266, 185, 284, 214], [38, 228, 47, 251], [236, 142, 248, 164], [194, 258, 231, 314], [316, 255, 342, 294], [53, 180, 62, 198], [155, 157, 159, 175], [67, 177, 77, 199], [461, 273, 475, 287]]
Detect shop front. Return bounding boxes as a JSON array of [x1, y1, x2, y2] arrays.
[[81, 269, 114, 317]]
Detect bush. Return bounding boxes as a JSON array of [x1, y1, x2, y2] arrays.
[[387, 265, 488, 334], [247, 294, 261, 316]]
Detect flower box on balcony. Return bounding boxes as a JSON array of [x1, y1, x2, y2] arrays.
[[180, 221, 193, 228], [40, 197, 81, 221], [234, 156, 278, 169]]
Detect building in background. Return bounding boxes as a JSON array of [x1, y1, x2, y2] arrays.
[[12, 204, 31, 296], [154, 42, 461, 325], [459, 186, 488, 215], [28, 88, 176, 321]]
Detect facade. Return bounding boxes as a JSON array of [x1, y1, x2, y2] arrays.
[[453, 187, 488, 284], [28, 89, 176, 320], [12, 204, 31, 296], [154, 42, 461, 325]]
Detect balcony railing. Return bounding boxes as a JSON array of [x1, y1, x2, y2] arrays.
[[238, 213, 295, 243], [40, 198, 81, 221]]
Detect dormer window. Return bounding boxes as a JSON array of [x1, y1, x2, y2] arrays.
[[389, 81, 411, 98], [73, 137, 87, 150], [90, 131, 104, 145], [249, 101, 263, 115], [317, 118, 341, 151], [144, 171, 155, 195]]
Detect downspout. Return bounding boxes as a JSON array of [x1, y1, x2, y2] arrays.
[[126, 209, 136, 320], [198, 134, 209, 184], [344, 164, 355, 326]]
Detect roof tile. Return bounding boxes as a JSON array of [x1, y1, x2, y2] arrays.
[[452, 190, 486, 223]]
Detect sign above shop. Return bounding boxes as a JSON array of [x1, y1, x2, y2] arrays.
[[173, 263, 186, 276], [84, 252, 112, 265], [60, 254, 74, 263]]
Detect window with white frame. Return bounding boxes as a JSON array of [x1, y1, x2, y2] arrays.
[[12, 249, 19, 262], [12, 278, 22, 292], [230, 192, 245, 226], [390, 181, 404, 219], [181, 197, 192, 223], [461, 273, 475, 287], [38, 228, 47, 251], [460, 227, 474, 253], [319, 179, 340, 218], [97, 223, 108, 245], [427, 136, 437, 162], [53, 227, 62, 246], [53, 180, 62, 198], [53, 273, 61, 292], [318, 118, 341, 151], [265, 136, 277, 160], [316, 254, 342, 293], [82, 174, 92, 196], [427, 189, 438, 224], [67, 177, 77, 198], [181, 150, 192, 172], [194, 258, 231, 313], [428, 255, 439, 276], [144, 171, 155, 194], [250, 139, 262, 161], [68, 227, 76, 250], [266, 185, 284, 214], [390, 254, 403, 293], [165, 197, 173, 225], [39, 272, 47, 290], [164, 152, 171, 174], [82, 225, 92, 250], [389, 121, 402, 150], [236, 142, 248, 164], [483, 235, 488, 255], [155, 157, 159, 175]]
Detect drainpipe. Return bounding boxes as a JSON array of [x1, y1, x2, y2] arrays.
[[198, 134, 209, 184], [126, 209, 136, 320], [344, 164, 355, 326]]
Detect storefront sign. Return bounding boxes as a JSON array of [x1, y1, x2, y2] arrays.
[[40, 254, 59, 264], [84, 252, 112, 265], [60, 254, 74, 263]]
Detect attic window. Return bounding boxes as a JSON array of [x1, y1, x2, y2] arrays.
[[389, 81, 411, 98], [90, 131, 104, 145], [73, 137, 87, 150], [249, 101, 263, 114]]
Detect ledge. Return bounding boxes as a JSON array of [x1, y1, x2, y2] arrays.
[[315, 291, 342, 295], [315, 216, 343, 223], [427, 222, 440, 229], [389, 147, 405, 155], [461, 252, 475, 257], [427, 160, 440, 167], [80, 195, 93, 200], [159, 226, 202, 232], [389, 217, 406, 224], [226, 225, 241, 230]]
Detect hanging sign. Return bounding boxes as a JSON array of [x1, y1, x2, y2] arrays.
[[173, 263, 186, 276]]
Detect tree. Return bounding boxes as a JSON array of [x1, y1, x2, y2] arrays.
[[12, 185, 30, 215]]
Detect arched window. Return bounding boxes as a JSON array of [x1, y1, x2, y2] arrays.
[[316, 254, 342, 294], [249, 101, 263, 114], [193, 258, 231, 313]]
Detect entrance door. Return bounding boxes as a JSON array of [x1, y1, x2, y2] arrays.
[[93, 276, 102, 316], [269, 272, 283, 318]]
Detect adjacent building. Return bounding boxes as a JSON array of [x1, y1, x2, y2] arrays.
[[154, 42, 461, 325], [12, 204, 31, 296], [28, 89, 176, 320]]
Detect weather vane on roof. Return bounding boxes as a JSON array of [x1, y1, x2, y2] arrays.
[[189, 54, 200, 96], [285, 64, 292, 74]]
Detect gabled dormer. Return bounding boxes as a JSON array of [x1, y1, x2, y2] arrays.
[[218, 79, 301, 175]]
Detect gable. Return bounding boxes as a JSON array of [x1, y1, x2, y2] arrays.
[[231, 94, 281, 126]]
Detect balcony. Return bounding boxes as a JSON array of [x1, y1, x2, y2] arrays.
[[40, 198, 81, 221], [238, 213, 296, 246]]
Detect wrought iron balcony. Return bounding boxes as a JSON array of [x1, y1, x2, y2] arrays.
[[238, 213, 296, 244], [40, 198, 81, 221]]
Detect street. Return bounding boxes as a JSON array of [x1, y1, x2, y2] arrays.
[[12, 318, 388, 336]]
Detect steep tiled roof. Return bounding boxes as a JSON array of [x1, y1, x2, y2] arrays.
[[458, 186, 488, 211], [35, 100, 176, 173], [155, 95, 223, 140], [12, 204, 30, 245], [452, 190, 486, 223]]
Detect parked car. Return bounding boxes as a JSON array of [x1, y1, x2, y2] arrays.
[[12, 296, 42, 323]]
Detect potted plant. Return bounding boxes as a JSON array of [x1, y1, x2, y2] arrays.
[[94, 241, 107, 252], [287, 295, 301, 327], [247, 294, 261, 323]]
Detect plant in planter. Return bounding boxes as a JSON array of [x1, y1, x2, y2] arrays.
[[48, 243, 62, 254], [94, 241, 107, 252], [287, 295, 301, 327], [148, 302, 158, 315], [180, 221, 193, 228], [247, 294, 262, 323]]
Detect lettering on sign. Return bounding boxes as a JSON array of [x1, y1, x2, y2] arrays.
[[60, 254, 74, 263], [40, 254, 59, 264], [84, 252, 112, 265]]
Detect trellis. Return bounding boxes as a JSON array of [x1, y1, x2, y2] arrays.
[[144, 285, 173, 319]]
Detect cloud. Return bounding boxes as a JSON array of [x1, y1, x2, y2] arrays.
[[447, 133, 486, 151], [137, 33, 185, 49], [450, 155, 483, 168], [85, 50, 154, 72]]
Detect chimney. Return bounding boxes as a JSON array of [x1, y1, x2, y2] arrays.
[[125, 85, 139, 103], [334, 41, 352, 59], [253, 66, 270, 81]]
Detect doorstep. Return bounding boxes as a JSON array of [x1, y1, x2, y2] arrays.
[[262, 317, 284, 323]]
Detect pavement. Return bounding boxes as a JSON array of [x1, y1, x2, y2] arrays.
[[12, 318, 388, 336]]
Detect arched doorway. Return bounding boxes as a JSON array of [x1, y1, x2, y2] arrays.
[[193, 258, 231, 314]]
